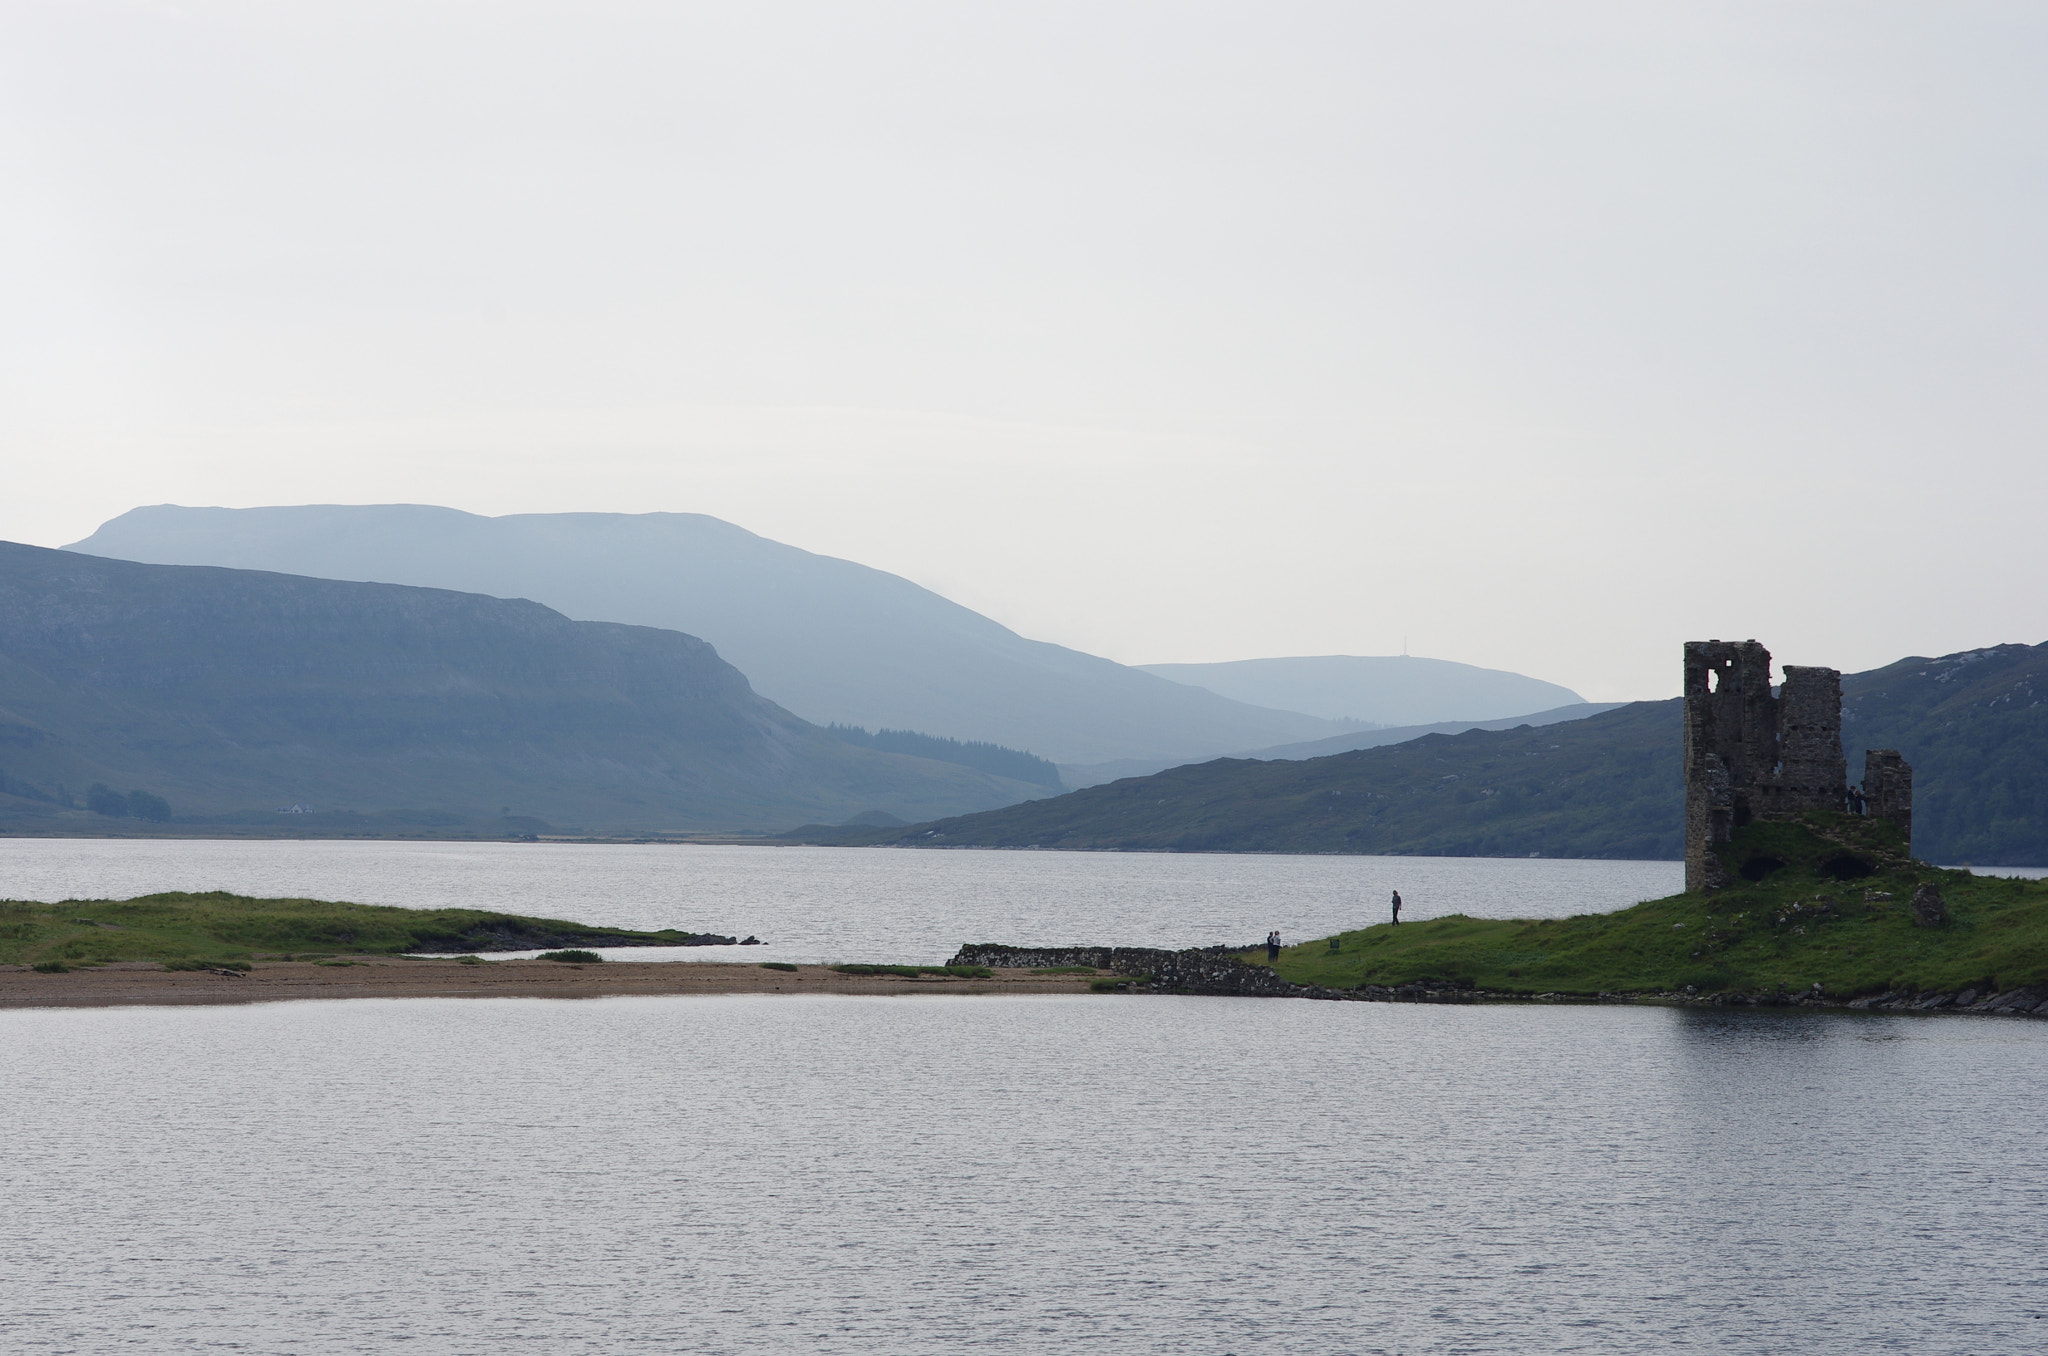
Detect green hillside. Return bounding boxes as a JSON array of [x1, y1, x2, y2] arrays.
[[791, 642, 2048, 864], [1841, 644, 2048, 864], [0, 542, 1043, 834]]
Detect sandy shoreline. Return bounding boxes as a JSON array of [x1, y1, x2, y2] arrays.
[[0, 959, 1102, 1009]]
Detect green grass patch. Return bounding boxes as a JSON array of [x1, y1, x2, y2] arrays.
[[759, 961, 800, 971], [830, 963, 994, 979], [1272, 820, 2048, 998], [30, 960, 68, 974], [0, 891, 708, 968], [536, 950, 604, 964]]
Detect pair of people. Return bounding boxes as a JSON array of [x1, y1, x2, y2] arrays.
[[1263, 891, 1402, 962]]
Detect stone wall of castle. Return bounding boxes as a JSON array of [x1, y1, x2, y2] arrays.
[[1684, 639, 1908, 892]]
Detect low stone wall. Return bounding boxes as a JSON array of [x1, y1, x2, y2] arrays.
[[947, 943, 1484, 1004]]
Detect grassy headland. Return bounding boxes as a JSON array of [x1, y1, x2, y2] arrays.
[[0, 891, 735, 967], [1264, 817, 2048, 998]]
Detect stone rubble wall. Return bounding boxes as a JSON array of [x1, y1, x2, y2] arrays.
[[954, 943, 1505, 1005], [1757, 665, 1849, 816], [1864, 749, 1914, 843]]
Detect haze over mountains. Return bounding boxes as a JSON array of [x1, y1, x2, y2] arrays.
[[0, 543, 1046, 833], [71, 505, 1374, 768], [1137, 656, 1584, 726]]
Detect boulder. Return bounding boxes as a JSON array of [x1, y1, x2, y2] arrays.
[[1910, 883, 1948, 927]]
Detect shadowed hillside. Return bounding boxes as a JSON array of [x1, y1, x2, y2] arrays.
[[793, 701, 1684, 859], [1058, 702, 1621, 788], [1840, 644, 2048, 864], [0, 542, 1047, 833]]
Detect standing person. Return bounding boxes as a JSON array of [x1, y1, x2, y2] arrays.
[[1391, 890, 1403, 925], [1266, 930, 1281, 963]]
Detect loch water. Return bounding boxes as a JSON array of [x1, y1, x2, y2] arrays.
[[0, 838, 1681, 962], [2, 842, 2044, 1354]]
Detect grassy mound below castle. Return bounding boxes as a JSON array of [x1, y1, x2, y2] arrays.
[[1266, 816, 2048, 999], [0, 891, 736, 968]]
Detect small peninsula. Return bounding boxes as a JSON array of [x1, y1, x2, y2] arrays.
[[1268, 818, 2047, 1004], [0, 890, 1104, 1008], [0, 890, 749, 969]]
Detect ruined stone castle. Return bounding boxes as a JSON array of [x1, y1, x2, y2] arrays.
[[1683, 640, 1912, 892]]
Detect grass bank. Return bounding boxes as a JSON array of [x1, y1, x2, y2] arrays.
[[0, 891, 733, 967], [1265, 818, 2048, 998]]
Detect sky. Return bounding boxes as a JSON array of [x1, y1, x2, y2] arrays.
[[4, 0, 2045, 702]]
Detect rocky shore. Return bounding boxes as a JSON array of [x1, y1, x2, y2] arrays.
[[445, 922, 758, 951], [948, 944, 2048, 1018]]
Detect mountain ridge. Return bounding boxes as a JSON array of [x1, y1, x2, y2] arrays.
[[69, 504, 1363, 766]]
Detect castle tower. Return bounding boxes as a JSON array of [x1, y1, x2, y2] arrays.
[[1683, 640, 1777, 892], [1683, 640, 1872, 892]]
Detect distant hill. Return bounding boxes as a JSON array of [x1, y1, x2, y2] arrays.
[[0, 542, 1049, 834], [1058, 702, 1623, 788], [1135, 655, 1585, 725], [789, 642, 2048, 865], [68, 505, 1351, 766], [797, 701, 1685, 859]]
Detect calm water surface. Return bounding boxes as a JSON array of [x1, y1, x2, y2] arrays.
[[0, 840, 1680, 962], [4, 844, 2042, 1352], [2, 994, 2043, 1354]]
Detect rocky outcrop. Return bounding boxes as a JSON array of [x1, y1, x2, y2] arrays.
[[1843, 985, 2048, 1015]]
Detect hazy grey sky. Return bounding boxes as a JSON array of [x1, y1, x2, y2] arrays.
[[5, 1, 2044, 701]]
